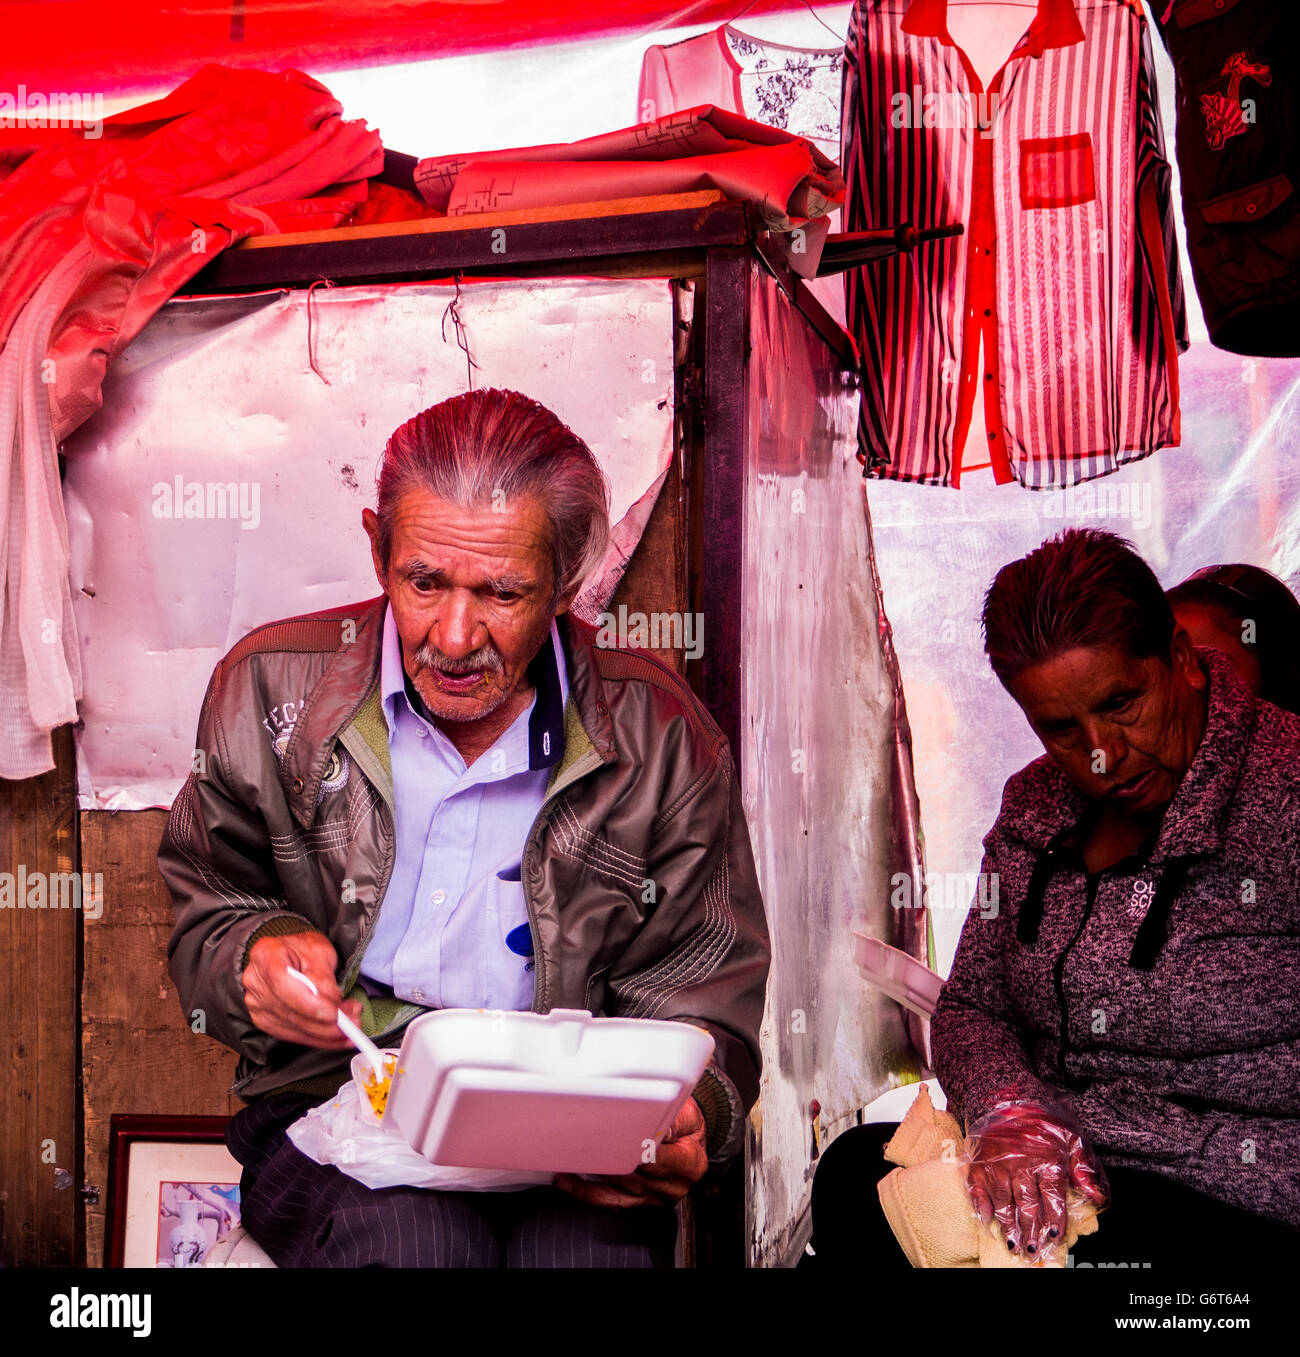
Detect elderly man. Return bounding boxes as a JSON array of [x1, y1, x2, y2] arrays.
[[160, 387, 770, 1268]]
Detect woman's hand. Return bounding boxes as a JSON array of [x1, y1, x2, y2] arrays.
[[963, 1099, 1108, 1257]]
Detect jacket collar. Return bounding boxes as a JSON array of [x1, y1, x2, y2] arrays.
[[282, 596, 615, 826], [902, 0, 1085, 56], [998, 645, 1258, 862]]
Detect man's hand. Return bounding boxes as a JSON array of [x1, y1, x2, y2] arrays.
[[553, 1096, 709, 1209], [240, 931, 363, 1048]]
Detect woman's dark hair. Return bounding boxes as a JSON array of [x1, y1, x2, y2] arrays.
[[982, 527, 1175, 690], [1166, 564, 1300, 716]]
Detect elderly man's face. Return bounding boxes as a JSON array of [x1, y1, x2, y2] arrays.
[[363, 488, 566, 727], [1007, 632, 1208, 817]]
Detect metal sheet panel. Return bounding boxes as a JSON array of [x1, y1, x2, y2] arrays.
[[740, 265, 922, 1267], [62, 276, 675, 809]]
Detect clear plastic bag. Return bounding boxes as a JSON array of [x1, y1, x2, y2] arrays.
[[285, 1078, 555, 1193]]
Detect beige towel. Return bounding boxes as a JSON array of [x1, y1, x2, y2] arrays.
[[876, 1084, 1099, 1269]]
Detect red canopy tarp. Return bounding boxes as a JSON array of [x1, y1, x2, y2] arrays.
[[3, 1, 806, 98]]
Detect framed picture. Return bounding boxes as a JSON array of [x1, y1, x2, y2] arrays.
[[106, 1115, 244, 1268]]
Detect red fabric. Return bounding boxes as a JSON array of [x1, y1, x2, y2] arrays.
[[340, 181, 445, 227], [0, 1, 800, 99], [0, 64, 384, 440]]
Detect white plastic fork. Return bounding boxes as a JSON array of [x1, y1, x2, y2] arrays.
[[286, 965, 387, 1081]]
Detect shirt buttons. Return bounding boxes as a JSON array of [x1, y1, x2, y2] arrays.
[[431, 889, 446, 904], [416, 726, 429, 738]]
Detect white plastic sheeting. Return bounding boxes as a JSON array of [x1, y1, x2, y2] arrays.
[[739, 265, 919, 1267], [62, 277, 675, 809], [868, 346, 1300, 977]]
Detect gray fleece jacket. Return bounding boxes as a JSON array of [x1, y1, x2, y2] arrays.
[[931, 645, 1300, 1229]]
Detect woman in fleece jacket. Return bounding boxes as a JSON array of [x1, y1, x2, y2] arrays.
[[808, 527, 1300, 1268]]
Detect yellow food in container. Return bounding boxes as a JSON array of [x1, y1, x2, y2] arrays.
[[361, 1052, 400, 1119]]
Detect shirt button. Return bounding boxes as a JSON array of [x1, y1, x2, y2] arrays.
[[985, 372, 993, 381], [431, 889, 446, 904], [412, 986, 424, 1002], [984, 308, 992, 317], [416, 726, 429, 739]]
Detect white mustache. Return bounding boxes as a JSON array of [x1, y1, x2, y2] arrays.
[[414, 643, 504, 675]]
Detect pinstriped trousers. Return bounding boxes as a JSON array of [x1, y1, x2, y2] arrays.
[[226, 1093, 679, 1268]]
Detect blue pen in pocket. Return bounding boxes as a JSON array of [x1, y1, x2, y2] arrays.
[[497, 863, 535, 971]]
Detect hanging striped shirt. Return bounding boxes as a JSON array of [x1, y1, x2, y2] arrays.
[[842, 0, 1188, 489]]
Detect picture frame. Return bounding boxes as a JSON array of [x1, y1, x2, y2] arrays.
[[105, 1115, 244, 1268]]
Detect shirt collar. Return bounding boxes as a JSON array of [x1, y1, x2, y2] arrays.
[[380, 602, 568, 771], [902, 0, 1084, 57]]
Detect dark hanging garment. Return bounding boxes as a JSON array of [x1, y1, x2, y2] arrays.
[[1151, 1, 1300, 356]]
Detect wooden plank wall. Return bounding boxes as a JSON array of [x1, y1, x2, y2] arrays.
[[80, 811, 243, 1269], [0, 726, 80, 1267]]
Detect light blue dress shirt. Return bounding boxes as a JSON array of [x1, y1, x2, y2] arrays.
[[359, 602, 569, 1011]]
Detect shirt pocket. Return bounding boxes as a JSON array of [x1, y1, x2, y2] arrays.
[[1019, 134, 1097, 210], [485, 868, 535, 1011], [1199, 174, 1300, 285]]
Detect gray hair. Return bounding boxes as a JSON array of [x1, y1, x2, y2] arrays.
[[374, 388, 610, 604]]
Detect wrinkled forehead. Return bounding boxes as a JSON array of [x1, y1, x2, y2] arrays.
[[386, 488, 553, 580], [1009, 643, 1163, 719]]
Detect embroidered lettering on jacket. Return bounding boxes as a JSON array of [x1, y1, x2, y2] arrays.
[[263, 699, 349, 797], [1200, 52, 1272, 151]]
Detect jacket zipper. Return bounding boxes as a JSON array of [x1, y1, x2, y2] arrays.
[[521, 747, 606, 1013], [1053, 870, 1100, 1076]]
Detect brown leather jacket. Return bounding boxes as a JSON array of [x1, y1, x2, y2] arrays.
[[160, 595, 770, 1162]]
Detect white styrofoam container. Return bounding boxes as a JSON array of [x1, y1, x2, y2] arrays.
[[358, 1008, 715, 1176], [851, 933, 944, 1018]]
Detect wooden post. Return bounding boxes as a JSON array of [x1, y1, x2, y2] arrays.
[[0, 725, 81, 1266]]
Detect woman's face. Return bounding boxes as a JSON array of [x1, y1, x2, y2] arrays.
[[1007, 633, 1208, 818], [1171, 601, 1263, 697]]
